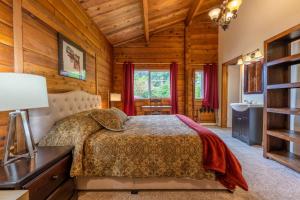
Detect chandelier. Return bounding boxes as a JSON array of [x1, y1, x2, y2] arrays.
[[208, 0, 242, 31]]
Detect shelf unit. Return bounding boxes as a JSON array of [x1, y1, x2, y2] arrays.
[[263, 24, 300, 172]]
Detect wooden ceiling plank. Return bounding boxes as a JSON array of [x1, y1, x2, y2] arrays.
[[149, 0, 191, 19], [104, 21, 142, 36], [77, 0, 220, 45], [114, 21, 184, 47], [149, 9, 188, 32], [101, 15, 141, 34], [185, 0, 205, 26], [107, 23, 143, 38], [151, 19, 184, 33], [113, 34, 145, 47], [140, 0, 149, 43], [92, 3, 140, 24], [85, 0, 137, 18], [108, 29, 144, 44]]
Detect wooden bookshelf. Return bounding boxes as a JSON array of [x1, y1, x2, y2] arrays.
[[266, 108, 300, 115], [263, 24, 300, 173], [266, 53, 300, 67], [267, 129, 300, 144], [266, 151, 300, 172], [267, 82, 300, 89]]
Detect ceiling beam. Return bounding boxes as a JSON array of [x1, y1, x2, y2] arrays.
[[113, 20, 183, 47], [140, 0, 149, 43], [185, 0, 205, 26]]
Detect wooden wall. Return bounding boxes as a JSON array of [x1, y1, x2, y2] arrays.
[[0, 0, 13, 153], [113, 23, 185, 114], [185, 15, 218, 122], [21, 0, 113, 102], [0, 0, 112, 156], [112, 14, 218, 121]]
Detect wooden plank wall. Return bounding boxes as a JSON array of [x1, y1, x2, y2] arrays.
[[113, 23, 185, 115], [185, 16, 218, 122], [21, 0, 113, 103], [0, 0, 13, 154], [113, 15, 218, 121], [0, 0, 112, 156]]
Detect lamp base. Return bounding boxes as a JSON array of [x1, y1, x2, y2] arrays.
[[2, 110, 36, 165]]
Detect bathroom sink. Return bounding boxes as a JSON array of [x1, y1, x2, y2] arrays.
[[230, 103, 263, 112]]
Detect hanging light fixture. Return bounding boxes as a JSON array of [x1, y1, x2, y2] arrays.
[[208, 0, 242, 31]]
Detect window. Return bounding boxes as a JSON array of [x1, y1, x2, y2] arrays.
[[195, 70, 204, 99], [134, 71, 150, 99], [134, 70, 170, 99]]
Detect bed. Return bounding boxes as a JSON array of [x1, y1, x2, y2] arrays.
[[28, 90, 247, 191]]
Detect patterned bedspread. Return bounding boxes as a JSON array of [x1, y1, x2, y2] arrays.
[[83, 115, 215, 180], [40, 114, 215, 180]]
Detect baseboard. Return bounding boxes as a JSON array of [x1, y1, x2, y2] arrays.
[[200, 123, 217, 126]]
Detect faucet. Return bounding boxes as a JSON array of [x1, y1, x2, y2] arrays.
[[244, 99, 253, 104]]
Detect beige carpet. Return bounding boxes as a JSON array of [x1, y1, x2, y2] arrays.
[[79, 127, 300, 200]]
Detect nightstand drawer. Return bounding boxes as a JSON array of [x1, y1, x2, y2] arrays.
[[46, 179, 76, 200], [23, 155, 72, 200]]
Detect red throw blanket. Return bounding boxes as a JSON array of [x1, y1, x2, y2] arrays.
[[176, 114, 248, 191]]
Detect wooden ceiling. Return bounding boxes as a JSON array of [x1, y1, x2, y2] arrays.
[[78, 0, 221, 46]]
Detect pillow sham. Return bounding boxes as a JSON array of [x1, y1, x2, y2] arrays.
[[89, 109, 125, 131], [39, 110, 103, 176], [111, 107, 129, 124]]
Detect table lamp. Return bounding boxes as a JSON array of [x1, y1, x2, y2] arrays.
[[0, 73, 49, 165], [110, 93, 121, 108]]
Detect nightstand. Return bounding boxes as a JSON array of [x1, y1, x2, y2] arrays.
[[0, 190, 28, 200], [0, 146, 77, 200]]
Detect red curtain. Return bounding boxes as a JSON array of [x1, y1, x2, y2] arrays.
[[202, 63, 219, 109], [170, 62, 178, 114], [123, 62, 135, 116]]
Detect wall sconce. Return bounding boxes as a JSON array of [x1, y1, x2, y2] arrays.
[[254, 50, 263, 59], [237, 58, 243, 65], [238, 49, 263, 65], [244, 55, 252, 64]]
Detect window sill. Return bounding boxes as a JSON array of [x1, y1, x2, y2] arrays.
[[135, 98, 171, 101]]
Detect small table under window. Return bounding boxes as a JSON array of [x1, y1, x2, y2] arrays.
[[141, 105, 172, 115]]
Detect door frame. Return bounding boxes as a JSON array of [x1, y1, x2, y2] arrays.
[[221, 55, 243, 128]]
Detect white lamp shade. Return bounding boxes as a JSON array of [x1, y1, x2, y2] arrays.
[[254, 50, 263, 59], [244, 55, 252, 64], [0, 73, 49, 111], [110, 93, 121, 102], [237, 58, 244, 65], [225, 12, 234, 20], [208, 8, 221, 20], [227, 0, 242, 11]]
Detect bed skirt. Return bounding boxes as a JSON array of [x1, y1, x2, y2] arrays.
[[76, 177, 226, 190]]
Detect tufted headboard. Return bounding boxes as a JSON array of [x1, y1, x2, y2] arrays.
[[29, 90, 101, 144]]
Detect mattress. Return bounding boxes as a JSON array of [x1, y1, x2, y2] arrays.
[[82, 115, 215, 181], [39, 114, 215, 181]]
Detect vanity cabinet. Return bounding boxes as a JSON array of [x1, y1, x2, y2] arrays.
[[232, 107, 263, 145]]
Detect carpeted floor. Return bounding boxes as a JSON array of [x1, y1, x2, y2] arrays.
[[79, 127, 300, 200]]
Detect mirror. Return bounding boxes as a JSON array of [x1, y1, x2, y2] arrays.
[[244, 60, 263, 94]]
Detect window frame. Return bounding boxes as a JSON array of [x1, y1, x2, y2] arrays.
[[134, 69, 171, 99], [194, 70, 204, 100]]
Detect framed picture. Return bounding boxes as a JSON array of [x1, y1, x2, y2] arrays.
[[58, 33, 86, 80]]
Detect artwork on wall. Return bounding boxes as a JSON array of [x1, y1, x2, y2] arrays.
[[58, 33, 86, 80]]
